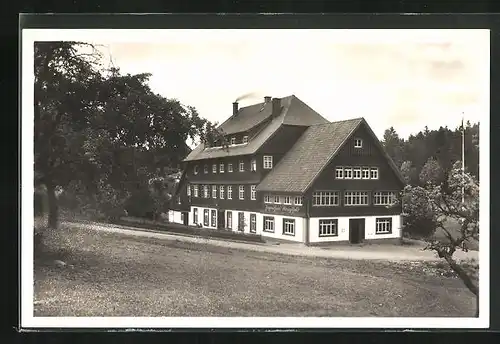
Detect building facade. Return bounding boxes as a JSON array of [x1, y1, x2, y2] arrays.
[[170, 95, 405, 244]]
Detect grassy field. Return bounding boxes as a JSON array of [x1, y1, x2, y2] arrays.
[[33, 224, 476, 317]]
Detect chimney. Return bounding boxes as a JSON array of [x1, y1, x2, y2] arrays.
[[233, 102, 239, 116], [272, 97, 281, 117], [264, 96, 272, 103]]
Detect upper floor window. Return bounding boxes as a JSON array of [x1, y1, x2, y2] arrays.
[[203, 185, 209, 198], [263, 155, 273, 169], [353, 167, 362, 179], [193, 165, 199, 175], [362, 167, 370, 179], [193, 185, 199, 198], [354, 138, 363, 148], [219, 185, 225, 199], [239, 160, 245, 172], [228, 163, 233, 172], [312, 191, 339, 207], [187, 184, 191, 197], [335, 167, 343, 179], [220, 163, 225, 173], [204, 165, 208, 174], [294, 196, 303, 206], [274, 195, 280, 204], [344, 167, 353, 179], [373, 191, 396, 206], [370, 167, 379, 180], [230, 137, 236, 145], [239, 185, 245, 200], [212, 185, 217, 199], [212, 164, 217, 174], [251, 159, 257, 171], [227, 186, 233, 200], [344, 191, 369, 206], [251, 185, 256, 200], [243, 136, 249, 144], [264, 194, 272, 203], [283, 196, 291, 205]]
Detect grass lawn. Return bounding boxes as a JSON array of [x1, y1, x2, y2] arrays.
[[34, 224, 476, 317]]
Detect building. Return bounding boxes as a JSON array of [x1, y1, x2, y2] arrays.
[[169, 95, 405, 244]]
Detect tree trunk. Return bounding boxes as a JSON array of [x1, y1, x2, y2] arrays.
[[443, 254, 479, 317], [46, 182, 59, 229]]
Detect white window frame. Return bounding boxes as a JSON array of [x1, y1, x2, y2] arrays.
[[203, 185, 209, 198], [344, 191, 369, 206], [274, 195, 280, 204], [263, 216, 275, 233], [239, 160, 245, 172], [186, 184, 191, 197], [373, 191, 396, 206], [353, 167, 362, 179], [250, 185, 256, 200], [239, 185, 245, 200], [227, 211, 232, 229], [319, 219, 338, 237], [251, 159, 257, 171], [294, 196, 303, 206], [211, 209, 217, 227], [227, 186, 233, 199], [264, 194, 272, 203], [212, 164, 217, 174], [212, 185, 217, 199], [344, 167, 353, 179], [219, 163, 225, 173], [193, 208, 198, 224], [193, 185, 199, 198], [237, 212, 245, 231], [193, 165, 199, 175], [228, 163, 233, 172], [376, 217, 393, 234], [362, 167, 370, 179], [230, 137, 236, 145], [283, 218, 295, 236], [312, 191, 339, 207], [354, 138, 363, 148], [250, 214, 256, 233], [204, 165, 208, 174], [335, 167, 343, 179], [243, 136, 249, 144], [263, 155, 273, 169], [220, 185, 225, 199], [370, 167, 379, 179], [203, 209, 209, 226], [283, 196, 291, 205]]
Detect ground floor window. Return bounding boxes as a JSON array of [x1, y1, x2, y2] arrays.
[[250, 213, 256, 233], [181, 212, 185, 223], [283, 218, 295, 236], [227, 211, 232, 229], [211, 210, 217, 227], [319, 219, 338, 237], [203, 209, 209, 226], [238, 212, 245, 231], [375, 217, 392, 234], [263, 216, 275, 233], [193, 208, 198, 224]]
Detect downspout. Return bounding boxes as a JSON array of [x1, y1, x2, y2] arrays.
[[304, 193, 310, 246]]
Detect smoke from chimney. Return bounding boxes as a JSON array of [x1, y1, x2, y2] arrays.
[[234, 92, 260, 102]]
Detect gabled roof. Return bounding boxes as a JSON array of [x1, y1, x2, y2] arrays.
[[183, 95, 328, 162], [256, 118, 405, 193]]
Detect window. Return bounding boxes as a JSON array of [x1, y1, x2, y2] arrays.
[[373, 191, 396, 206], [264, 194, 272, 203], [212, 164, 217, 173], [353, 167, 361, 179], [344, 167, 353, 179], [212, 185, 217, 199], [193, 185, 199, 198], [354, 138, 363, 148], [370, 167, 379, 179], [251, 159, 257, 171], [312, 191, 339, 206], [283, 196, 291, 205], [230, 137, 236, 145], [177, 196, 181, 204], [228, 163, 233, 172], [376, 217, 392, 234], [263, 216, 275, 233], [335, 167, 343, 179], [238, 212, 245, 231], [220, 163, 225, 173], [211, 210, 217, 227], [239, 185, 245, 200], [243, 136, 249, 144], [283, 218, 295, 236], [250, 214, 256, 233], [203, 185, 209, 198], [203, 209, 209, 226], [227, 186, 233, 199], [227, 211, 232, 229], [187, 184, 191, 197], [251, 185, 256, 200], [220, 185, 225, 199], [319, 219, 338, 237], [193, 208, 198, 224], [239, 160, 245, 172], [274, 195, 280, 204], [263, 155, 273, 169], [362, 167, 370, 179], [194, 165, 199, 175], [344, 191, 369, 206], [204, 165, 208, 174], [294, 196, 303, 206]]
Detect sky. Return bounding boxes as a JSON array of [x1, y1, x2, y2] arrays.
[[75, 29, 489, 141]]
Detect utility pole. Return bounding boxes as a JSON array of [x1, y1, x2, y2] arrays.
[[461, 113, 465, 207]]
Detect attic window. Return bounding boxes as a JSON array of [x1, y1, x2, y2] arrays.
[[242, 136, 249, 144], [230, 137, 236, 145], [354, 138, 363, 148]]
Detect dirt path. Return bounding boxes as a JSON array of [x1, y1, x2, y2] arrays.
[[65, 221, 479, 262]]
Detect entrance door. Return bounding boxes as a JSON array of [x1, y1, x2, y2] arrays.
[[217, 210, 225, 229], [349, 219, 365, 244], [182, 212, 188, 226]]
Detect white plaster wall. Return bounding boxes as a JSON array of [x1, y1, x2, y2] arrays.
[[168, 210, 184, 224], [256, 213, 305, 243], [309, 215, 402, 243], [188, 206, 218, 229]]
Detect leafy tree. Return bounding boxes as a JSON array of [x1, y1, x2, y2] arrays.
[[419, 157, 444, 185], [382, 127, 404, 169], [400, 160, 416, 185]]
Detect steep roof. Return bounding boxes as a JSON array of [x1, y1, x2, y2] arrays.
[[256, 118, 405, 193], [183, 95, 328, 162]]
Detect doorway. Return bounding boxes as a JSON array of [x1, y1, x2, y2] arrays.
[[349, 218, 365, 244], [217, 210, 225, 229], [182, 212, 188, 226]]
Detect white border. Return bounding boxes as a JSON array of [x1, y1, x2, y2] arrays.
[[22, 29, 490, 329]]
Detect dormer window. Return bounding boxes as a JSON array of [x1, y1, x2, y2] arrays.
[[242, 136, 249, 144], [354, 138, 363, 148], [212, 164, 217, 173], [263, 155, 273, 169], [251, 159, 257, 171], [239, 160, 245, 172], [193, 165, 199, 175], [220, 163, 225, 173], [230, 137, 236, 145], [204, 165, 208, 174]]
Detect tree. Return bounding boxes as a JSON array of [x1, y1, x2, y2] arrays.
[[401, 161, 479, 316], [382, 127, 404, 169], [419, 157, 444, 185], [400, 160, 416, 185]]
